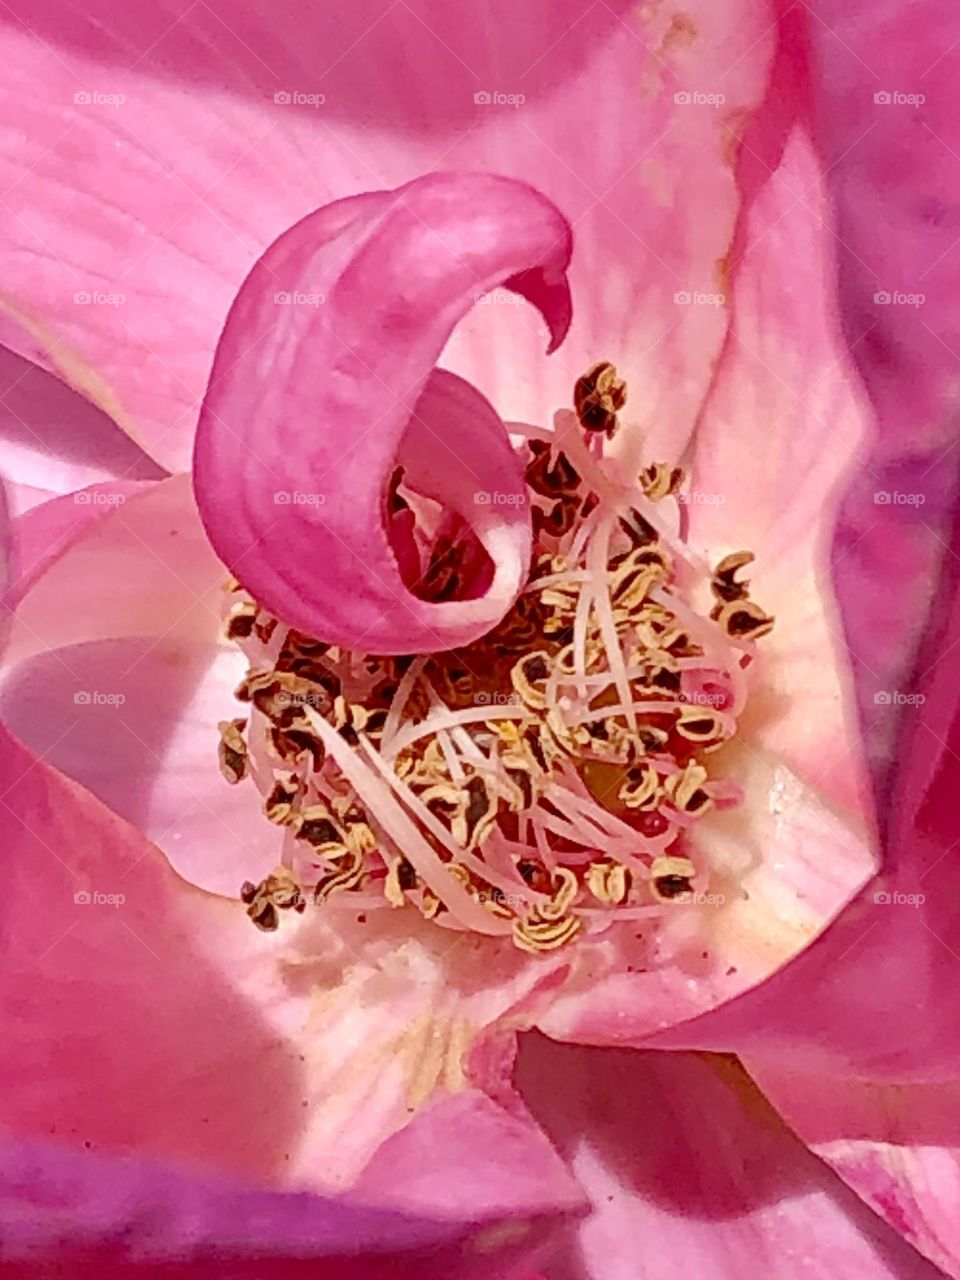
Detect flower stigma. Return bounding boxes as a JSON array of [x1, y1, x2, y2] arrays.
[[217, 367, 773, 954]]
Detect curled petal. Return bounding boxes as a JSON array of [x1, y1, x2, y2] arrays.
[[194, 173, 572, 654]]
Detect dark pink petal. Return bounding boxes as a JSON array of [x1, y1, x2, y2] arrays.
[[749, 1062, 960, 1279], [193, 174, 571, 653], [515, 1035, 941, 1280], [0, 1132, 568, 1279], [806, 0, 960, 765]]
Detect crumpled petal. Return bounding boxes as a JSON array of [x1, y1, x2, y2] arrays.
[[0, 0, 773, 473], [0, 1130, 569, 1279], [748, 1061, 960, 1280], [515, 1035, 943, 1280], [193, 173, 571, 654]]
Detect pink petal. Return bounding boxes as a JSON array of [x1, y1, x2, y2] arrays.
[[0, 346, 162, 512], [685, 126, 871, 818], [3, 480, 156, 611], [1, 475, 284, 893], [0, 1133, 567, 1280], [533, 130, 878, 1050], [632, 21, 960, 1080], [749, 1061, 960, 1279], [193, 174, 571, 653], [516, 1035, 942, 1279], [0, 1, 773, 470], [807, 0, 960, 759], [0, 714, 579, 1208]]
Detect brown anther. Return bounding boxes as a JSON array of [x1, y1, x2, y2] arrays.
[[675, 707, 726, 746], [240, 867, 307, 931], [711, 551, 754, 604], [253, 613, 278, 644], [640, 463, 685, 502], [217, 718, 248, 785], [715, 599, 775, 642], [314, 850, 364, 902], [510, 651, 551, 710], [585, 860, 629, 905], [295, 803, 345, 851], [663, 762, 713, 815], [264, 772, 304, 825], [533, 493, 582, 540], [225, 600, 258, 640], [619, 762, 660, 810], [574, 361, 627, 436], [524, 440, 581, 497], [650, 855, 697, 903]]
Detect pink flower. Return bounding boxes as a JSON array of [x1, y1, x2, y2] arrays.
[[1, 1, 959, 1277]]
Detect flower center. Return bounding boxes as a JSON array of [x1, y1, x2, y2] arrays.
[[218, 366, 773, 953]]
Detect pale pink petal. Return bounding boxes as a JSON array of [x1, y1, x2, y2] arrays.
[[516, 1035, 943, 1280], [532, 133, 879, 1048], [685, 126, 872, 819], [0, 346, 163, 511], [534, 745, 876, 1046], [0, 1, 773, 469], [0, 717, 580, 1211], [3, 474, 224, 665], [749, 1061, 960, 1279], [630, 123, 960, 1077], [3, 480, 155, 610], [0, 635, 281, 895], [193, 174, 571, 653]]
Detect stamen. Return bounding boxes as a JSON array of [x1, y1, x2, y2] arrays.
[[219, 361, 774, 955]]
